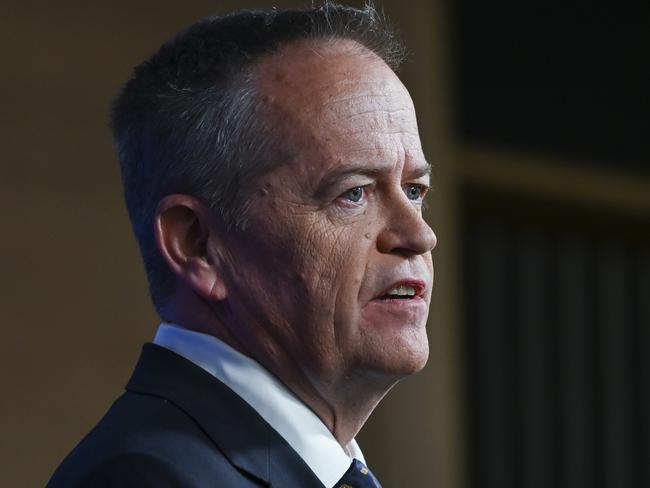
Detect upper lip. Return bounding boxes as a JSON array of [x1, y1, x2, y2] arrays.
[[374, 279, 427, 299]]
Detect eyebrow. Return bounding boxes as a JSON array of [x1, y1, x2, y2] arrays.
[[315, 160, 432, 197], [408, 162, 432, 179]]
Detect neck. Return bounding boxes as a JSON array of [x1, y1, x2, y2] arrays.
[[161, 292, 399, 448], [254, 342, 398, 447]]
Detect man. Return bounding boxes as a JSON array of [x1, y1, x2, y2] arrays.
[[48, 2, 436, 487]]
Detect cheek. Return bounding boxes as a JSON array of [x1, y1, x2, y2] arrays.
[[302, 226, 377, 353], [223, 223, 307, 329], [295, 225, 346, 305], [300, 219, 373, 297]]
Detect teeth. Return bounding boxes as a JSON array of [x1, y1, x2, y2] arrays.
[[386, 285, 416, 297]]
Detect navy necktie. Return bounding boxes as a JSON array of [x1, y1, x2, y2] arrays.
[[334, 458, 382, 488]]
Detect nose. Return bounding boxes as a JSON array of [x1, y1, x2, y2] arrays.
[[376, 196, 437, 256]]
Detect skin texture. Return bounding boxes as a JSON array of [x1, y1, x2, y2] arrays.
[[156, 39, 437, 446]]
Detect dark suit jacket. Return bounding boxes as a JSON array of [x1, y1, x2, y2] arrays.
[[47, 343, 326, 487]]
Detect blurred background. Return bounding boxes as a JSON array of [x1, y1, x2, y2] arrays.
[[1, 1, 648, 487]]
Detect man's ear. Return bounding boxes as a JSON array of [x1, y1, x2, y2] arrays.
[[154, 194, 228, 302]]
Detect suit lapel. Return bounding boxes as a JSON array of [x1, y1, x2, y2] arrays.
[[126, 343, 324, 487]]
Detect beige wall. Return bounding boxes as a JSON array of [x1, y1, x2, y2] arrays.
[[0, 2, 462, 486]]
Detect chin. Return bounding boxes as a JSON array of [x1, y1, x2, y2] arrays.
[[390, 343, 430, 375], [361, 327, 430, 378]]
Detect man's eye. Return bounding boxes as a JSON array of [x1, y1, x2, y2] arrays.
[[404, 184, 426, 201], [342, 187, 364, 203]]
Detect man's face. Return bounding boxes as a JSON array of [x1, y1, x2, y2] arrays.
[[217, 41, 436, 389]]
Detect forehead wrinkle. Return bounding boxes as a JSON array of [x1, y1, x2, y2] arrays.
[[342, 147, 423, 162], [346, 149, 431, 176], [332, 107, 411, 123], [335, 129, 420, 138], [341, 143, 430, 179], [323, 103, 418, 132], [323, 91, 413, 112], [322, 88, 403, 104], [324, 131, 424, 168], [322, 93, 417, 135]]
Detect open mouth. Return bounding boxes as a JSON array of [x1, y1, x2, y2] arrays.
[[376, 283, 424, 300]]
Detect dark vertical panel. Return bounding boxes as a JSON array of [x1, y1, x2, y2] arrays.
[[597, 242, 635, 488], [557, 234, 599, 488], [475, 220, 517, 488], [463, 215, 479, 488], [515, 228, 554, 488], [463, 192, 650, 488], [638, 249, 650, 488]]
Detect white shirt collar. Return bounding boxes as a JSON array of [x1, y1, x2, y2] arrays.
[[153, 323, 364, 487]]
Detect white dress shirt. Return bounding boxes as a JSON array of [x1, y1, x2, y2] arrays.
[[153, 323, 364, 488]]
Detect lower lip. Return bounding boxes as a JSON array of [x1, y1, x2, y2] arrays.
[[365, 296, 428, 311], [373, 296, 425, 304]]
